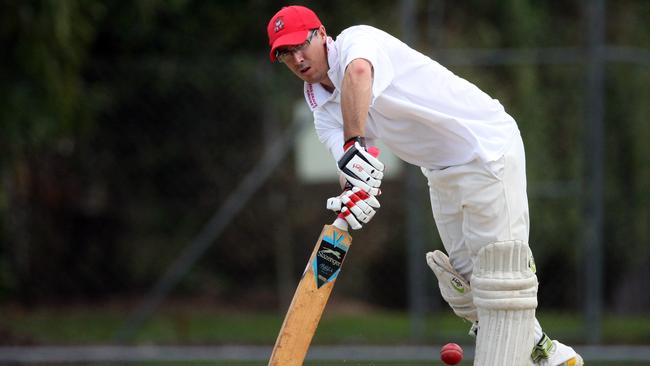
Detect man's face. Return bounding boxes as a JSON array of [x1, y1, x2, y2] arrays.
[[276, 28, 329, 84]]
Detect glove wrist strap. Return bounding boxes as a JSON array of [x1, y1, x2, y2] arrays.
[[343, 136, 366, 150]]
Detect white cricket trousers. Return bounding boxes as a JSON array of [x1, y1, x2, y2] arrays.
[[423, 132, 546, 345], [422, 132, 529, 281]]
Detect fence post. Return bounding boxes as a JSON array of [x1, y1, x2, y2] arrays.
[[583, 0, 606, 345]]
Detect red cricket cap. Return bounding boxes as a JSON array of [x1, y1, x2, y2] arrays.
[[267, 5, 322, 62]]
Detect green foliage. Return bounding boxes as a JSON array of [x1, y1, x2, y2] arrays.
[[0, 0, 648, 314], [0, 1, 104, 150]]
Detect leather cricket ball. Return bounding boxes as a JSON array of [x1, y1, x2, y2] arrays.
[[440, 342, 463, 365]]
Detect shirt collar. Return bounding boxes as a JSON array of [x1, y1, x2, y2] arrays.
[[303, 36, 338, 111], [325, 36, 339, 80]]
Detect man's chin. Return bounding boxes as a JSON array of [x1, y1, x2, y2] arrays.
[[301, 74, 322, 84]]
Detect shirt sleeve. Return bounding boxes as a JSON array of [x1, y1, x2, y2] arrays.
[[338, 30, 394, 104], [314, 110, 345, 162]]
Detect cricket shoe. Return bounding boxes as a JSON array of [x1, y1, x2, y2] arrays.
[[531, 333, 584, 366]]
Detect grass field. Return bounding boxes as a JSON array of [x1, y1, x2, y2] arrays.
[[3, 303, 650, 365], [3, 304, 650, 345]]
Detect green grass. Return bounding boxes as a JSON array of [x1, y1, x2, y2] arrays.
[[2, 303, 650, 345]]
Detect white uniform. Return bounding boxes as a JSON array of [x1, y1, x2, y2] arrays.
[[305, 26, 518, 170], [304, 25, 527, 278], [302, 24, 580, 366]]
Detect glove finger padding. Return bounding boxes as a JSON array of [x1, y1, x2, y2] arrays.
[[348, 187, 380, 209], [339, 207, 362, 230], [343, 188, 379, 223], [326, 196, 343, 212], [426, 250, 478, 322], [326, 187, 380, 230]]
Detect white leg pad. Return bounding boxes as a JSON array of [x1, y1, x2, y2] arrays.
[[471, 240, 538, 366]]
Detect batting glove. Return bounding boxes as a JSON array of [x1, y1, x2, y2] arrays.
[[426, 250, 477, 322], [337, 137, 384, 196], [326, 187, 381, 230]]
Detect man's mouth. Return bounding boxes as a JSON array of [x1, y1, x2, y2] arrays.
[[300, 66, 311, 74]]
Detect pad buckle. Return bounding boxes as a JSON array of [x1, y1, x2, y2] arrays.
[[531, 333, 556, 362]]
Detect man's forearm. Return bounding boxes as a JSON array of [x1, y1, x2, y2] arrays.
[[341, 58, 373, 141]]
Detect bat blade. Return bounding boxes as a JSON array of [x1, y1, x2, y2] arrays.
[[268, 224, 352, 366]]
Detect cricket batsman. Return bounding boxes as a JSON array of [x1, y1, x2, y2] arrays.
[[267, 5, 583, 365]]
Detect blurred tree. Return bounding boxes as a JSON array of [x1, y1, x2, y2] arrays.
[[605, 0, 650, 313], [0, 0, 108, 303], [0, 0, 647, 314]]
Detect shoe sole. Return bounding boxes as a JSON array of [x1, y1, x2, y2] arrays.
[[566, 354, 584, 366]]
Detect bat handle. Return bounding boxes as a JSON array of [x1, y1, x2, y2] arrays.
[[333, 216, 349, 231]]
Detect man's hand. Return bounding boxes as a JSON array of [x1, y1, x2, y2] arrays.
[[337, 138, 384, 195], [326, 187, 380, 230]]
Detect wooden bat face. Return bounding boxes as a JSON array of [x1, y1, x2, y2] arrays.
[[268, 224, 352, 366]]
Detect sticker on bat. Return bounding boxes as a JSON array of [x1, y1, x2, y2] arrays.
[[312, 230, 349, 288]]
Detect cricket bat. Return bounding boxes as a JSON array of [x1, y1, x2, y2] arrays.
[[268, 146, 379, 365], [268, 217, 351, 366]]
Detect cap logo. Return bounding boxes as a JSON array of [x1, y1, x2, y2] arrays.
[[273, 17, 284, 33]]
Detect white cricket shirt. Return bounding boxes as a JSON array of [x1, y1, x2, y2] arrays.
[[303, 25, 520, 170]]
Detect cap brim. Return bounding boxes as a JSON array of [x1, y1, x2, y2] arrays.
[[269, 30, 310, 62]]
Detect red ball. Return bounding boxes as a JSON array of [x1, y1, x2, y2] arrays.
[[440, 343, 464, 365]]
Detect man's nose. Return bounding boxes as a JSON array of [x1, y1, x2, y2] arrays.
[[290, 50, 305, 63]]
